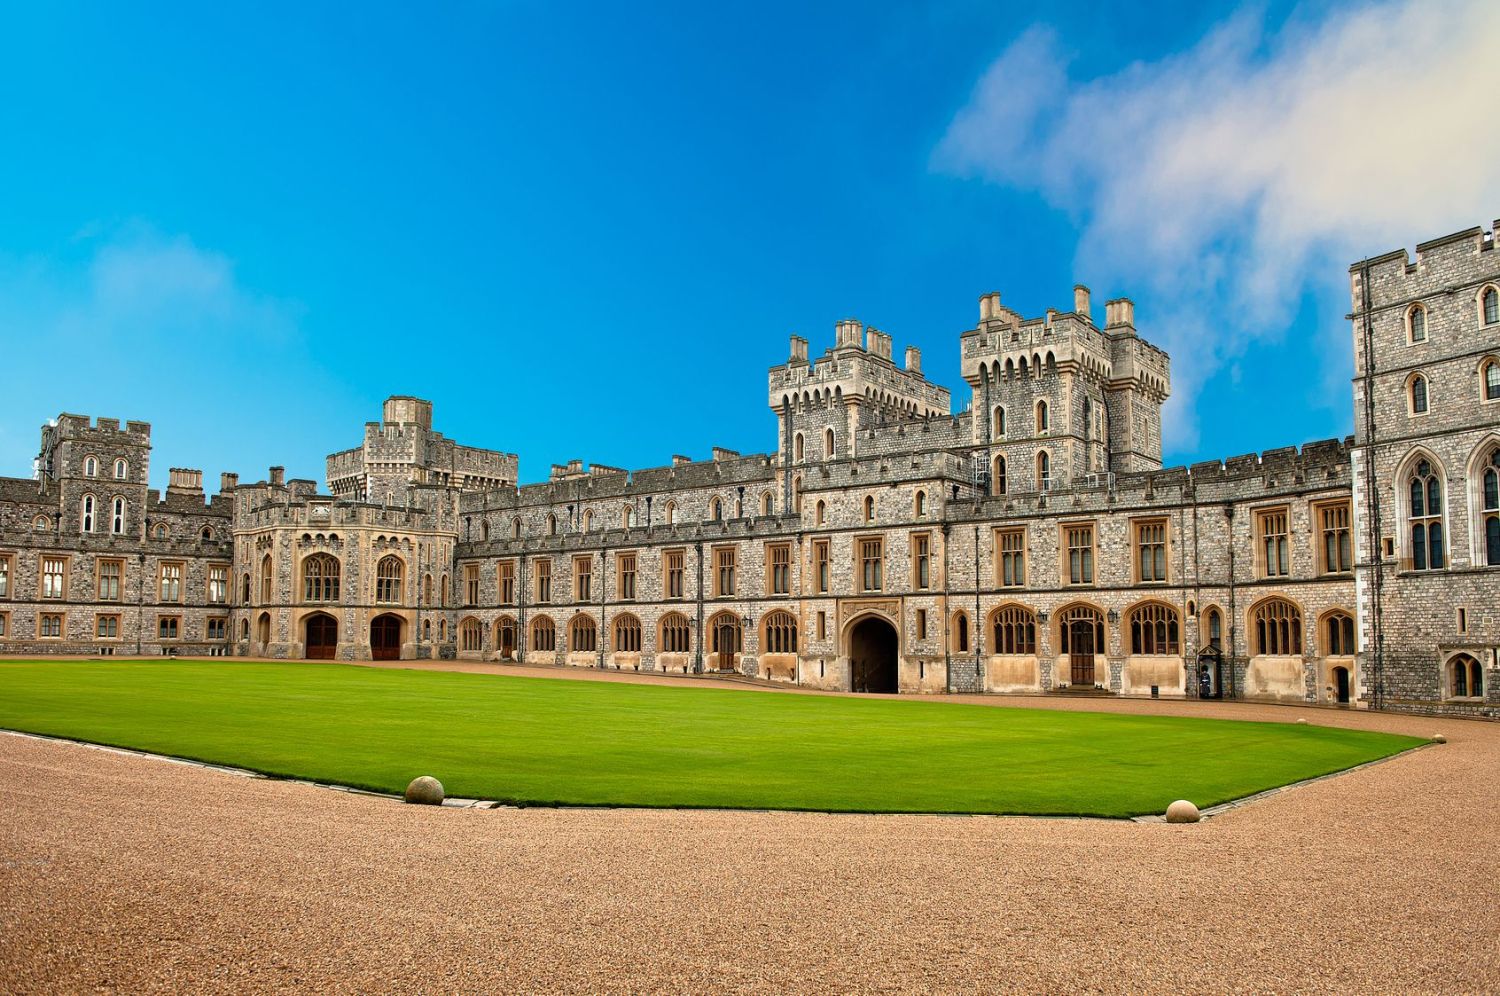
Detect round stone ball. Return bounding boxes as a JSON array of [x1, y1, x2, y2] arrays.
[[1432, 733, 1447, 744], [404, 776, 445, 805], [1296, 718, 1308, 724], [1165, 800, 1201, 824]]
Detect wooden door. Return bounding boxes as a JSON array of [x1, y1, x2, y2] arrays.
[[1069, 620, 1095, 685], [306, 615, 338, 660], [370, 616, 400, 661]]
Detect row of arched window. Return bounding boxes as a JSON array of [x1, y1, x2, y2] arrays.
[[988, 452, 1053, 495], [1397, 445, 1500, 571], [989, 400, 1051, 439], [1405, 288, 1499, 344], [1406, 359, 1500, 415], [80, 456, 130, 480], [451, 609, 800, 657]]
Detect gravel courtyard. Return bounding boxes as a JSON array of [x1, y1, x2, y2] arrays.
[[1, 682, 1496, 994]]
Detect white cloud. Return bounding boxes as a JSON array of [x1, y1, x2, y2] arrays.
[[933, 0, 1500, 452]]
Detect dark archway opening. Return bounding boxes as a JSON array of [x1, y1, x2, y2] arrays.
[[1334, 666, 1351, 704], [371, 614, 402, 661], [305, 613, 338, 660], [849, 616, 898, 694]]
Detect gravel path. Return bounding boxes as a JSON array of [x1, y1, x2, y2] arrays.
[[2, 691, 1497, 993]]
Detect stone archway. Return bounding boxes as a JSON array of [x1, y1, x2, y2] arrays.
[[304, 612, 338, 660], [848, 615, 898, 694], [370, 614, 402, 661]]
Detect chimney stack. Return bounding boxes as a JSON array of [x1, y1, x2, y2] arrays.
[[905, 345, 921, 373], [168, 468, 203, 492], [1104, 297, 1136, 329], [835, 319, 863, 349], [269, 466, 285, 487], [220, 472, 238, 492], [1074, 284, 1091, 317], [789, 335, 808, 364]]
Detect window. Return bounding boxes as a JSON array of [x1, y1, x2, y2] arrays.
[[1408, 304, 1427, 343], [95, 614, 118, 638], [1135, 519, 1167, 583], [1036, 400, 1049, 433], [1258, 508, 1290, 578], [794, 433, 805, 462], [1408, 458, 1445, 570], [42, 557, 66, 599], [207, 617, 227, 640], [993, 406, 1005, 437], [302, 554, 340, 602], [464, 564, 480, 605], [763, 611, 797, 653], [1409, 374, 1428, 415], [531, 616, 556, 652], [1205, 608, 1223, 650], [570, 615, 597, 653], [710, 498, 722, 522], [663, 502, 676, 526], [84, 456, 97, 477], [1482, 447, 1500, 566], [0, 611, 6, 636], [1318, 502, 1353, 574], [1129, 603, 1180, 655], [207, 564, 228, 604], [993, 455, 1007, 496], [613, 614, 641, 652], [0, 556, 11, 598], [863, 495, 875, 523], [815, 500, 826, 526], [992, 605, 1036, 655], [574, 556, 592, 602], [111, 497, 125, 534], [911, 533, 930, 590], [81, 494, 95, 533], [664, 550, 684, 599], [617, 553, 636, 601], [1448, 653, 1484, 699], [97, 559, 122, 602], [622, 505, 634, 529], [761, 492, 774, 516], [996, 528, 1025, 587], [1483, 287, 1499, 325], [660, 613, 691, 653], [1038, 451, 1051, 490], [534, 558, 552, 603], [1324, 612, 1355, 655], [859, 537, 883, 592], [460, 618, 482, 652], [261, 554, 273, 603], [768, 544, 791, 595], [814, 541, 830, 593], [816, 611, 826, 641], [512, 518, 521, 539], [1063, 524, 1094, 585], [824, 427, 835, 459], [1484, 360, 1500, 401], [40, 613, 63, 638], [1252, 598, 1302, 655], [547, 513, 557, 536], [915, 491, 926, 518], [376, 556, 403, 603], [158, 616, 179, 640], [114, 459, 127, 480], [153, 523, 168, 540], [499, 560, 516, 604], [916, 609, 927, 639], [581, 510, 593, 533], [714, 546, 737, 596]]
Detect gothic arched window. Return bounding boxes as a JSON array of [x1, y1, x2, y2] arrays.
[[1408, 458, 1445, 570]]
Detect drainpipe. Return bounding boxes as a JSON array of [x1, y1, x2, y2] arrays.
[[973, 524, 982, 689], [1358, 261, 1386, 710], [694, 541, 704, 673], [1225, 505, 1238, 699]]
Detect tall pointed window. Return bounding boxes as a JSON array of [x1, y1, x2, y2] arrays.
[[1483, 287, 1499, 325], [111, 496, 125, 534], [1036, 400, 1049, 433], [1408, 458, 1444, 570], [993, 455, 1007, 496], [1481, 446, 1500, 567], [1408, 304, 1427, 342], [993, 406, 1005, 437], [303, 554, 341, 602], [1038, 451, 1051, 490], [1410, 374, 1428, 414], [80, 494, 95, 533], [1482, 360, 1500, 401], [376, 556, 403, 603]]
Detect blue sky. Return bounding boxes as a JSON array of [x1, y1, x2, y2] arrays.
[[1, 1, 1495, 488]]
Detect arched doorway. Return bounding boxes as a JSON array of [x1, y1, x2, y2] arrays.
[[305, 613, 338, 660], [1333, 666, 1351, 704], [848, 615, 898, 693], [370, 614, 402, 661]]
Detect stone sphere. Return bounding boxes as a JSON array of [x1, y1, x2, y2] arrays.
[[1296, 718, 1308, 724], [404, 776, 445, 805], [1432, 733, 1447, 744], [1165, 800, 1201, 824]]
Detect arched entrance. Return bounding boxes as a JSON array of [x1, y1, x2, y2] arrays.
[[304, 612, 338, 660], [1333, 666, 1351, 704], [370, 614, 402, 661], [848, 615, 898, 693]]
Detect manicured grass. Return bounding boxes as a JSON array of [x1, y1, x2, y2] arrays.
[[0, 659, 1424, 817]]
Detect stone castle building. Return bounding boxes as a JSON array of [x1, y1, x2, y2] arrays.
[[2, 222, 1497, 716]]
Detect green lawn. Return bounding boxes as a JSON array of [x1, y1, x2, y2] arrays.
[[0, 659, 1424, 817]]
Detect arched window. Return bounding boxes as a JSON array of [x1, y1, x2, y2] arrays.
[[794, 433, 805, 462], [1037, 451, 1051, 489], [1480, 445, 1500, 566], [660, 613, 691, 653], [153, 523, 168, 540], [111, 496, 125, 534], [1409, 374, 1429, 414], [863, 495, 875, 522], [622, 505, 634, 529], [1036, 400, 1049, 433], [570, 615, 597, 653], [761, 492, 774, 516], [531, 615, 556, 652], [114, 459, 128, 480], [440, 574, 449, 607], [422, 573, 433, 605], [763, 610, 798, 653], [261, 554, 273, 603], [1252, 598, 1302, 656], [993, 455, 1007, 496], [257, 612, 271, 644], [241, 618, 250, 640], [1204, 607, 1223, 650], [80, 494, 95, 533], [1482, 360, 1500, 402], [460, 618, 483, 652], [1408, 303, 1427, 343], [1324, 611, 1355, 655], [302, 554, 341, 602], [952, 611, 969, 653], [816, 500, 826, 526], [481, 520, 490, 541], [1408, 458, 1445, 570], [664, 501, 675, 526], [1448, 653, 1483, 698], [512, 517, 522, 539], [914, 490, 926, 518], [581, 510, 593, 533], [1129, 603, 1180, 655], [241, 573, 251, 604], [376, 556, 403, 603], [84, 457, 97, 477], [613, 614, 641, 652], [710, 497, 722, 522], [824, 427, 835, 459], [991, 605, 1036, 655], [546, 513, 557, 536], [1057, 605, 1105, 654], [792, 475, 803, 515], [1482, 287, 1499, 326], [32, 515, 49, 531], [993, 406, 1005, 437]]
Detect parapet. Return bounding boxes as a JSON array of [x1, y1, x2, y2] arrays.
[[1350, 218, 1499, 306]]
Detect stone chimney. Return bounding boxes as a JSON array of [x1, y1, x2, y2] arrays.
[[865, 327, 892, 361], [269, 466, 285, 487], [672, 454, 693, 467], [1074, 284, 1091, 317], [712, 447, 740, 462], [220, 472, 239, 492], [789, 335, 808, 364], [1104, 298, 1136, 329], [835, 319, 863, 349], [168, 468, 203, 492], [905, 345, 921, 373]]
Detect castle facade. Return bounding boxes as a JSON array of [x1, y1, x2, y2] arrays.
[[2, 223, 1497, 716]]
